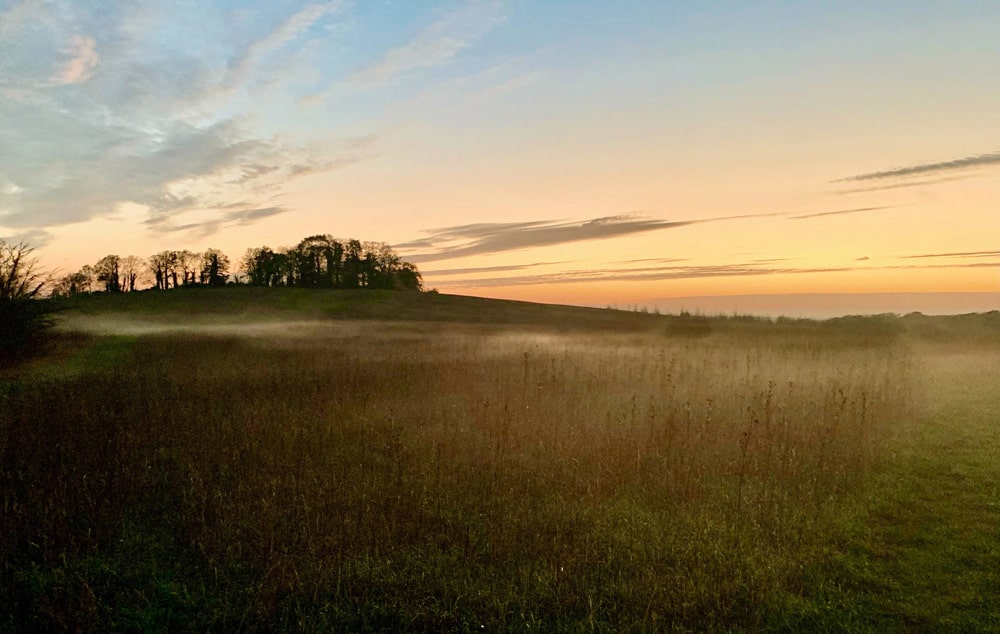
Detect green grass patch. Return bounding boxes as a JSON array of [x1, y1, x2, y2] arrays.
[[762, 346, 1000, 631]]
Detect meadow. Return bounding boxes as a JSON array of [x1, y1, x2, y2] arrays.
[[2, 289, 998, 631]]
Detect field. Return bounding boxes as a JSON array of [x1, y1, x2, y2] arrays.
[[2, 288, 999, 631]]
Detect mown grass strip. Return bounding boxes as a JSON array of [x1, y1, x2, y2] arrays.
[[768, 348, 1000, 632]]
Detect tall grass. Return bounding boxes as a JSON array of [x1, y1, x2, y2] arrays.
[[1, 324, 914, 631]]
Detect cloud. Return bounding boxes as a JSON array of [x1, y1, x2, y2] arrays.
[[834, 174, 977, 194], [0, 111, 360, 232], [223, 206, 287, 224], [404, 215, 697, 263], [615, 257, 689, 265], [0, 2, 374, 243], [145, 206, 287, 238], [433, 262, 853, 288], [349, 0, 506, 86], [421, 261, 567, 276], [403, 210, 789, 263], [54, 35, 99, 85], [0, 228, 53, 248], [226, 1, 347, 89], [899, 250, 1000, 260], [430, 258, 1000, 289], [790, 205, 897, 219], [834, 150, 1000, 182]]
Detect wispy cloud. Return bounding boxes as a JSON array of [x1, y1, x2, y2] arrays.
[[403, 210, 794, 263], [421, 261, 567, 276], [0, 228, 53, 248], [349, 0, 506, 86], [899, 250, 1000, 260], [834, 174, 976, 194], [53, 35, 99, 85], [834, 150, 1000, 182], [434, 262, 853, 288], [226, 1, 347, 89], [790, 205, 897, 219], [404, 215, 697, 263], [224, 206, 287, 224], [615, 257, 689, 265], [432, 258, 1000, 289]]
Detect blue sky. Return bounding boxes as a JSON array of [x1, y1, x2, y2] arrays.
[[1, 0, 998, 312]]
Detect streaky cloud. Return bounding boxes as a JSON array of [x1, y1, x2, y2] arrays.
[[791, 205, 896, 219], [433, 259, 1000, 289], [348, 0, 506, 87], [404, 210, 788, 263], [834, 149, 1000, 182], [614, 257, 689, 265], [434, 262, 852, 288], [422, 261, 568, 276], [226, 1, 347, 89], [224, 206, 287, 224], [404, 210, 797, 264], [405, 215, 697, 263], [899, 250, 1000, 260], [834, 174, 976, 194]]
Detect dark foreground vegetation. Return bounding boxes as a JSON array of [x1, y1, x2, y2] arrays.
[[0, 241, 54, 359], [2, 289, 999, 631]]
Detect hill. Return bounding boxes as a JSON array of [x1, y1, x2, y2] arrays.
[[55, 286, 691, 332], [51, 286, 1000, 342]]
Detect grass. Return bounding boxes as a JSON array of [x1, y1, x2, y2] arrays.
[[768, 344, 1000, 632], [2, 289, 998, 631]]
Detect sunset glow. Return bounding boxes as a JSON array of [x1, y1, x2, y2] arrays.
[[2, 1, 998, 315]]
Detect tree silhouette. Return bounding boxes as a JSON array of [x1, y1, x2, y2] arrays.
[[242, 236, 421, 291], [149, 251, 177, 290], [121, 256, 145, 292], [52, 266, 94, 297], [200, 249, 230, 286], [94, 254, 122, 293], [47, 233, 421, 296], [0, 240, 52, 357], [176, 250, 198, 286]]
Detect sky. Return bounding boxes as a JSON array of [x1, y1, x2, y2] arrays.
[[1, 0, 998, 316]]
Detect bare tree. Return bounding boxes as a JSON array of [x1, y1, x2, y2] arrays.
[[149, 251, 178, 289], [176, 250, 198, 286], [120, 255, 146, 292], [0, 240, 53, 356], [51, 268, 93, 297]]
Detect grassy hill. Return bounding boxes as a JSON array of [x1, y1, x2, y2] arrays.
[[51, 285, 1000, 341], [53, 286, 694, 330]]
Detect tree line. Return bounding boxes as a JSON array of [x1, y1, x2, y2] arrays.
[[52, 234, 423, 296]]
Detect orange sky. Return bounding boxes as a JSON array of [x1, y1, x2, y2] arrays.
[[3, 1, 999, 314]]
